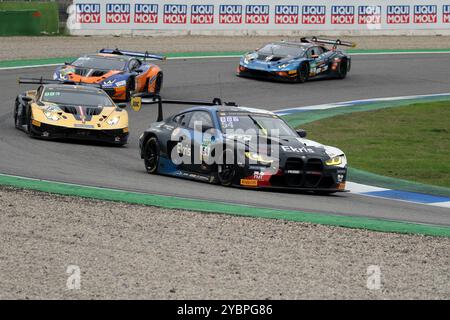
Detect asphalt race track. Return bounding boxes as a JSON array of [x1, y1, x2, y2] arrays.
[[1, 54, 449, 226]]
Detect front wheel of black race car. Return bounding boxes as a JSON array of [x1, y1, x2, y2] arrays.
[[217, 149, 236, 186], [336, 59, 348, 79], [297, 62, 310, 83], [144, 137, 160, 174]]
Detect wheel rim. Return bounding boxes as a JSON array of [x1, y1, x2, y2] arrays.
[[340, 62, 347, 76], [144, 140, 158, 172], [299, 64, 308, 81], [218, 163, 235, 184]]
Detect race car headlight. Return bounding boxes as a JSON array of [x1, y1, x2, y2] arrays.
[[278, 63, 290, 69], [102, 79, 116, 87], [245, 152, 274, 165], [243, 53, 257, 64], [107, 117, 120, 126], [43, 106, 62, 121], [325, 155, 346, 167]]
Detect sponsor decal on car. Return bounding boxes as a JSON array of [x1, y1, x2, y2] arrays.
[[134, 4, 158, 24], [219, 5, 242, 24], [302, 5, 326, 24], [191, 5, 214, 24], [163, 4, 187, 24], [106, 3, 130, 24], [75, 3, 101, 24], [281, 146, 315, 154], [240, 179, 258, 187], [331, 6, 355, 24], [414, 5, 437, 23], [358, 5, 381, 24], [245, 5, 269, 24], [444, 5, 450, 23], [275, 5, 299, 24]]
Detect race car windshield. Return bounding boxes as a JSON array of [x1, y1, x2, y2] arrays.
[[218, 113, 296, 137], [258, 44, 305, 57], [71, 56, 127, 70], [41, 88, 115, 107]]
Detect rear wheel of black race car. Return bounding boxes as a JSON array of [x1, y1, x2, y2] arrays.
[[144, 137, 160, 174], [336, 59, 348, 79], [297, 62, 309, 83], [217, 149, 236, 186]]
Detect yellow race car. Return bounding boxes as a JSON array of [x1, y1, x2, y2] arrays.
[[14, 78, 129, 145]]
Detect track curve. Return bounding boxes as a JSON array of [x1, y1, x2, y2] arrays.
[[1, 53, 450, 226]]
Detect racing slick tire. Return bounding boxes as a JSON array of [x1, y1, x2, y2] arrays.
[[297, 62, 310, 83], [154, 72, 163, 95], [14, 99, 21, 129], [26, 106, 36, 138], [143, 136, 160, 174], [336, 59, 348, 79], [125, 78, 135, 101], [217, 148, 236, 187]]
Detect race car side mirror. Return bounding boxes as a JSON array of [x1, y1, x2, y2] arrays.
[[21, 96, 33, 103], [296, 129, 307, 138], [116, 103, 127, 109]]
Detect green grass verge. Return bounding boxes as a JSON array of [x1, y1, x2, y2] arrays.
[[0, 1, 59, 35], [302, 101, 450, 188]]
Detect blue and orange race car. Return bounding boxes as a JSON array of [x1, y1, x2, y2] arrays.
[[53, 49, 165, 101]]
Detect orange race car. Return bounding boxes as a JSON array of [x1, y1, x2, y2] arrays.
[[53, 49, 166, 101]]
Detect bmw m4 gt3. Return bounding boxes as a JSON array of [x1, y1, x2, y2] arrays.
[[237, 37, 355, 83], [15, 78, 129, 145], [138, 97, 347, 193]]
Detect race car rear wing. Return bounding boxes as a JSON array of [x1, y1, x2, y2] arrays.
[[301, 37, 356, 48], [99, 48, 166, 61], [135, 94, 236, 121], [18, 77, 103, 88]]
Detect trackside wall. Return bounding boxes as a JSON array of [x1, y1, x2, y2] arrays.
[[69, 0, 450, 36]]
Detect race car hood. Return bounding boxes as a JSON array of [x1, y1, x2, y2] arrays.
[[55, 65, 124, 84], [36, 101, 123, 126], [224, 133, 345, 160]]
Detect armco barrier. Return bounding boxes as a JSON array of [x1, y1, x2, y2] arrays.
[[69, 0, 450, 36], [0, 1, 59, 35]]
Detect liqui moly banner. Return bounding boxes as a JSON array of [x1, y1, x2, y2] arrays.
[[71, 0, 450, 32]]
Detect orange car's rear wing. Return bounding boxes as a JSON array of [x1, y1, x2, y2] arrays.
[[99, 48, 167, 61], [301, 37, 356, 49]]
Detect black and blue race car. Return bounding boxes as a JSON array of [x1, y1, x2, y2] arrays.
[[138, 96, 348, 193], [237, 37, 355, 83]]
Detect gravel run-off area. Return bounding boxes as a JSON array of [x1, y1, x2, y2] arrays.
[[2, 35, 450, 60], [0, 187, 449, 299]]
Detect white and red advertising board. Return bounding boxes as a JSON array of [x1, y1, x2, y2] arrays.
[[70, 0, 450, 33]]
